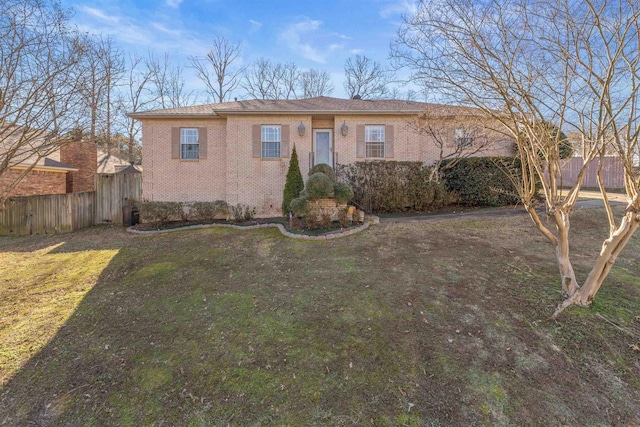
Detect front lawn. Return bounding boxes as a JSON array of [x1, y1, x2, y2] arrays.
[[1, 209, 639, 425]]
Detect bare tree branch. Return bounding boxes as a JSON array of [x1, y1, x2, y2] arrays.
[[189, 36, 244, 103]]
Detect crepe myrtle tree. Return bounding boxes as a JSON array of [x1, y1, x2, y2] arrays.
[[392, 0, 640, 317]]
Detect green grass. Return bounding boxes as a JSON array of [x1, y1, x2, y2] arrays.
[[1, 209, 640, 426]]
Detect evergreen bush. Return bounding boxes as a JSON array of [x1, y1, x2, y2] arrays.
[[337, 161, 455, 213], [440, 157, 523, 206], [305, 172, 335, 199], [309, 163, 336, 181], [282, 146, 304, 215]]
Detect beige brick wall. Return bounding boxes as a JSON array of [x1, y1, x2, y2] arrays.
[[141, 119, 228, 203], [140, 113, 514, 217]]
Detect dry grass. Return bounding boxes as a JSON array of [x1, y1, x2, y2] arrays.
[[1, 209, 639, 426]]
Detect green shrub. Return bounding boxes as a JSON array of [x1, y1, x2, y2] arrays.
[[439, 157, 522, 206], [189, 201, 229, 221], [337, 161, 456, 213], [289, 197, 308, 216], [333, 181, 354, 204], [282, 146, 304, 216], [139, 201, 184, 226], [305, 172, 335, 199], [309, 163, 336, 181]]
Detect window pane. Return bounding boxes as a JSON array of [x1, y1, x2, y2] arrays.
[[365, 125, 385, 158], [261, 125, 281, 158], [181, 144, 199, 159], [180, 128, 199, 159], [181, 128, 199, 144], [262, 125, 281, 142], [262, 141, 280, 158]]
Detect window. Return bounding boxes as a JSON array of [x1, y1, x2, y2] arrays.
[[365, 125, 385, 158], [262, 125, 281, 158], [455, 128, 474, 148], [181, 128, 199, 159]]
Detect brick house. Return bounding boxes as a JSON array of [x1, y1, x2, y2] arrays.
[[1, 131, 98, 197], [129, 96, 514, 216]]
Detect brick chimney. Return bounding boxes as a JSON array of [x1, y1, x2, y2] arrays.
[[60, 131, 97, 193]]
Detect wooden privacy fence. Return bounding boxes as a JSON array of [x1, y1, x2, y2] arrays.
[[0, 172, 141, 236], [0, 192, 94, 235], [95, 172, 142, 225], [559, 156, 625, 189]]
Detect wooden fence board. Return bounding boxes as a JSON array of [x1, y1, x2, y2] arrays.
[[560, 157, 625, 189], [1, 171, 141, 236]]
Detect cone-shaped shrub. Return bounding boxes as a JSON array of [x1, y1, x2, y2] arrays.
[[282, 146, 304, 215]]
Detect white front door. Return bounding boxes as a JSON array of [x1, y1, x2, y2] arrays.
[[314, 129, 333, 167]]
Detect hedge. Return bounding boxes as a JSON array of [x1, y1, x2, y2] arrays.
[[439, 157, 523, 206], [337, 161, 456, 213]]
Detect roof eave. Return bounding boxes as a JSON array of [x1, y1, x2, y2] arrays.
[[10, 164, 78, 173], [127, 112, 221, 120]]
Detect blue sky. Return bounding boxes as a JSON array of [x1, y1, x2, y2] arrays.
[[61, 0, 418, 100]]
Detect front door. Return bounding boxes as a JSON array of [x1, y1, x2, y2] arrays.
[[314, 129, 333, 167]]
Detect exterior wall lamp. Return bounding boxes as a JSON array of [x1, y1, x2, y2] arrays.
[[340, 121, 349, 137], [298, 121, 305, 137]]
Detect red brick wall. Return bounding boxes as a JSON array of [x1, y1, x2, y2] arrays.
[[0, 168, 67, 196], [60, 141, 97, 193]]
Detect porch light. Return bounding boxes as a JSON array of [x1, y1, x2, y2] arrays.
[[340, 121, 349, 137], [298, 121, 305, 136]]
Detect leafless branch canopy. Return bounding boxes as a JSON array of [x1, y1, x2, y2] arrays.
[[189, 36, 245, 103], [343, 55, 390, 100]]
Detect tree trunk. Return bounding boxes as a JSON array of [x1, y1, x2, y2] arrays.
[[573, 211, 639, 305], [554, 211, 580, 297]]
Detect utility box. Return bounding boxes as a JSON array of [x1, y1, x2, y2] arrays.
[[123, 205, 139, 227]]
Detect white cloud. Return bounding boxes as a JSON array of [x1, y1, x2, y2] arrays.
[[165, 0, 183, 8], [151, 22, 182, 37], [379, 0, 418, 18], [280, 16, 348, 64], [74, 6, 209, 58], [349, 48, 364, 55], [249, 19, 262, 34], [79, 6, 120, 23]]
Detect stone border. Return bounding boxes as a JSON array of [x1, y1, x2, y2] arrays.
[[127, 217, 376, 240]]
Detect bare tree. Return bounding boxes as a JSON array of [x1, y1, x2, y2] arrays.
[[388, 87, 420, 101], [408, 108, 497, 181], [79, 35, 124, 145], [148, 53, 195, 108], [343, 55, 390, 99], [299, 69, 334, 98], [116, 55, 157, 162], [0, 0, 89, 207], [241, 58, 299, 100], [189, 36, 244, 103], [392, 0, 640, 316]]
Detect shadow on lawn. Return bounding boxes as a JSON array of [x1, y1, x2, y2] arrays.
[[1, 219, 640, 426]]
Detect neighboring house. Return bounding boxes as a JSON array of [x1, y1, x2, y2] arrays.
[[129, 96, 514, 216], [0, 129, 98, 197], [97, 148, 142, 173]]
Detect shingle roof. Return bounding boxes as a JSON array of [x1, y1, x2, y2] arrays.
[[43, 158, 76, 170], [128, 96, 478, 119]]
